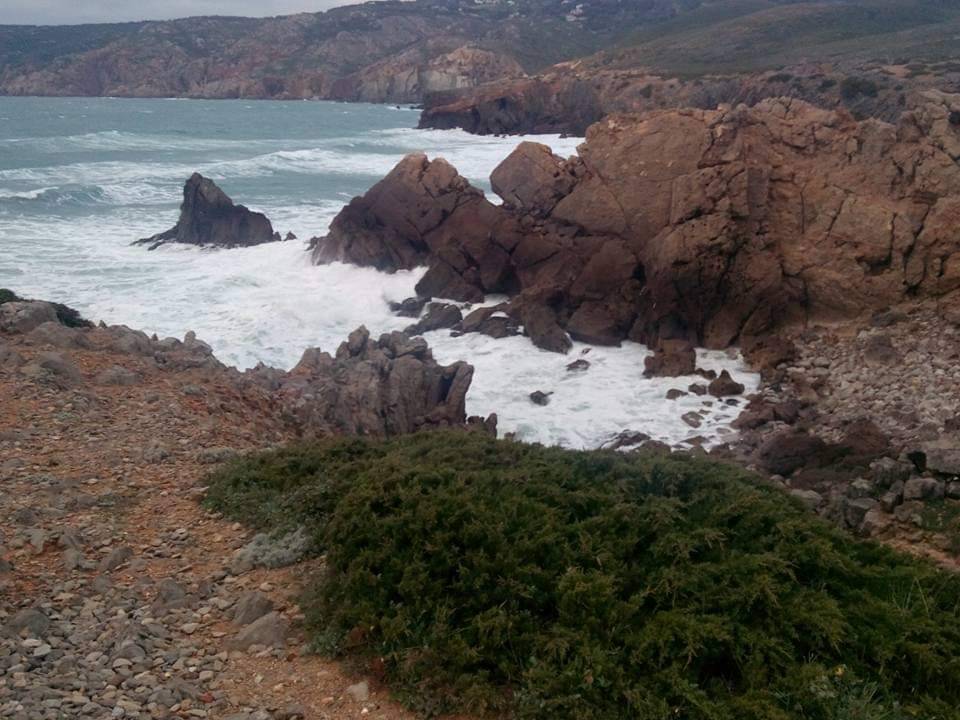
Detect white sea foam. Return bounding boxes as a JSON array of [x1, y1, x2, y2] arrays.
[[0, 98, 756, 450]]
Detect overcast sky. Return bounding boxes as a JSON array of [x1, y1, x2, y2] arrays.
[[0, 0, 363, 25]]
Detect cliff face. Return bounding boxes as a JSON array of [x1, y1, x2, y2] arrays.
[[420, 64, 960, 135], [0, 0, 681, 103], [316, 92, 960, 359]]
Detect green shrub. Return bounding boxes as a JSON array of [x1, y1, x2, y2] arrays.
[[205, 433, 960, 720], [839, 76, 879, 101]]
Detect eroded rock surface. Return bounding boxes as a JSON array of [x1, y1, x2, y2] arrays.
[[137, 174, 281, 250], [316, 93, 960, 356]]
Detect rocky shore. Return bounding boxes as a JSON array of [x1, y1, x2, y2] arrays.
[[311, 89, 960, 562], [0, 293, 495, 719]]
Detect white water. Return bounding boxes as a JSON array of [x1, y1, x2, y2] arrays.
[[0, 98, 759, 450]]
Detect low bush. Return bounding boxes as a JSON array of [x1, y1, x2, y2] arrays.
[[839, 76, 879, 101], [205, 433, 960, 719]]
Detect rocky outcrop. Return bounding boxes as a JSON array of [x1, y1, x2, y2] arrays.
[[137, 174, 280, 250], [1, 291, 476, 440], [253, 327, 474, 438], [420, 64, 955, 136], [317, 93, 960, 356]]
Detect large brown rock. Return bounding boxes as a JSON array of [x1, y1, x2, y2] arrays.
[[491, 142, 577, 216], [312, 154, 496, 273], [137, 174, 280, 250], [316, 93, 960, 356]]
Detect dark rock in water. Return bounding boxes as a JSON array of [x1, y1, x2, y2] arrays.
[[566, 359, 590, 372], [645, 339, 696, 378], [136, 174, 281, 250], [603, 431, 651, 450], [529, 391, 552, 406], [405, 303, 463, 335], [708, 370, 745, 397], [390, 296, 430, 318], [666, 389, 687, 400]]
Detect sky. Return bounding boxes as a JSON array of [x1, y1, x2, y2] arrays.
[[0, 0, 363, 25]]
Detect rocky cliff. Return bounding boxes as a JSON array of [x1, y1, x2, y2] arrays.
[[315, 92, 960, 362], [420, 63, 960, 135], [0, 0, 679, 103]]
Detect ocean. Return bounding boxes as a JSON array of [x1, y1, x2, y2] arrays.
[[0, 96, 757, 449]]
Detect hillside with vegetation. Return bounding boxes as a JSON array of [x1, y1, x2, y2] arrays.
[[0, 0, 682, 102], [205, 432, 960, 720]]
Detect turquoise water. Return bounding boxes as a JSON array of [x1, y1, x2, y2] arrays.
[[0, 97, 756, 449]]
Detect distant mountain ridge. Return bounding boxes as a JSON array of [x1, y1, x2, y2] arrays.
[[0, 0, 690, 102]]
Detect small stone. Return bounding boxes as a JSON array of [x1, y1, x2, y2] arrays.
[[346, 680, 370, 703], [98, 546, 134, 572], [233, 591, 274, 626]]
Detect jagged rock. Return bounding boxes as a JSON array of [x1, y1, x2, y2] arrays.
[[518, 302, 572, 354], [644, 340, 696, 378], [390, 296, 429, 318], [136, 174, 281, 250], [262, 327, 473, 437], [529, 391, 552, 406], [311, 153, 496, 275], [405, 303, 463, 335], [491, 142, 577, 216], [0, 301, 58, 334], [321, 94, 960, 355], [708, 370, 745, 397]]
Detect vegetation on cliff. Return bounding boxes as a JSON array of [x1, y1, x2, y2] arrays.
[[205, 433, 960, 719]]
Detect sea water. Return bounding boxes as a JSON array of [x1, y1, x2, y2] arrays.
[[0, 97, 758, 449]]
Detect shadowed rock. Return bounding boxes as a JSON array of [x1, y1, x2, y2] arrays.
[[136, 174, 281, 250]]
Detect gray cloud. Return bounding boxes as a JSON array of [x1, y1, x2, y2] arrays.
[[0, 1, 362, 26]]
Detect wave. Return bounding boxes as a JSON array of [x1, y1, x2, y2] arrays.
[[0, 182, 176, 208]]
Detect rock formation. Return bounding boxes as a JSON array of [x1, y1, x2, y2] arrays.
[[419, 64, 954, 136], [137, 174, 281, 250], [315, 92, 960, 359], [256, 327, 475, 438], [1, 290, 475, 440]]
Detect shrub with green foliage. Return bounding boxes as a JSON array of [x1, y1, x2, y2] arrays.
[[839, 76, 879, 101], [205, 433, 960, 720]]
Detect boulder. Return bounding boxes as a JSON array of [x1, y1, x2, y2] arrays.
[[227, 612, 288, 651], [0, 301, 58, 334], [920, 439, 960, 476], [405, 303, 463, 335], [758, 431, 828, 476], [708, 369, 745, 397], [903, 477, 946, 502], [136, 174, 280, 250], [644, 340, 696, 378], [491, 142, 577, 216]]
